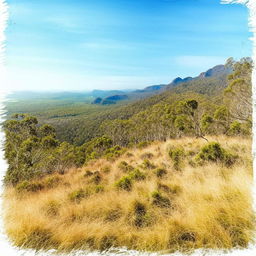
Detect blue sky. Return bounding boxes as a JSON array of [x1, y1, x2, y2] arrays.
[[4, 0, 252, 91]]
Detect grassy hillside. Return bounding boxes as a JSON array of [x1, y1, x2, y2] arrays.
[[3, 136, 254, 253]]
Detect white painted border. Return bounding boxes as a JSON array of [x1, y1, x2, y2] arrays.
[[0, 0, 255, 255]]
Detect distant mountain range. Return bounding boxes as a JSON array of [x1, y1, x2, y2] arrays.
[[8, 63, 232, 106], [92, 64, 232, 105]]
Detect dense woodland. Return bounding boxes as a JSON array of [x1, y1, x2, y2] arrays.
[[3, 58, 253, 185]]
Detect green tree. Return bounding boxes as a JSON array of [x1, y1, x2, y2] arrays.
[[225, 57, 252, 121]]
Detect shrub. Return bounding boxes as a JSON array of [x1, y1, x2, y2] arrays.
[[115, 176, 132, 191], [154, 168, 167, 178], [157, 183, 182, 195], [151, 191, 171, 208], [169, 147, 185, 170], [196, 142, 237, 167], [104, 208, 122, 222], [118, 161, 134, 172], [68, 189, 87, 203], [95, 185, 104, 193], [128, 169, 146, 181], [16, 180, 44, 193], [91, 172, 101, 185], [44, 176, 61, 189], [84, 170, 94, 177], [169, 184, 182, 195], [104, 146, 126, 160], [131, 200, 150, 228], [228, 121, 243, 136], [179, 232, 196, 242], [141, 159, 156, 170], [196, 142, 224, 162]]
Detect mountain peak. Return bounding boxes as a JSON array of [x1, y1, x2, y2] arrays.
[[198, 64, 231, 78]]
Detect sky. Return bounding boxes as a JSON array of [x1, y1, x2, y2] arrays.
[[3, 0, 252, 91]]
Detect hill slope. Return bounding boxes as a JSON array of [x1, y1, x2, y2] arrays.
[[4, 136, 253, 252]]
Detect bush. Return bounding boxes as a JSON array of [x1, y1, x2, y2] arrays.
[[68, 189, 87, 203], [169, 147, 185, 170], [151, 191, 171, 208], [118, 161, 134, 172], [157, 183, 182, 195], [141, 159, 156, 170], [95, 185, 104, 193], [104, 146, 126, 161], [44, 176, 61, 189], [90, 172, 101, 185], [128, 169, 146, 181], [16, 180, 44, 193], [196, 142, 237, 167], [228, 121, 242, 135], [228, 121, 250, 136], [131, 200, 150, 228], [154, 168, 167, 178], [84, 170, 94, 177], [115, 176, 132, 191]]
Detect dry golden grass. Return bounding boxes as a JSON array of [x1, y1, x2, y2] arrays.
[[3, 136, 255, 253]]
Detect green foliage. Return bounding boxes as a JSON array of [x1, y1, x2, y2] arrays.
[[137, 141, 150, 149], [68, 189, 87, 203], [141, 159, 156, 170], [201, 114, 214, 133], [95, 185, 104, 193], [151, 191, 171, 208], [44, 176, 61, 189], [118, 161, 134, 172], [225, 57, 252, 121], [104, 145, 126, 161], [196, 142, 237, 166], [131, 201, 151, 228], [228, 121, 242, 135], [115, 176, 132, 191], [2, 114, 80, 185], [154, 168, 167, 178], [128, 169, 146, 181], [169, 147, 185, 170], [16, 180, 44, 193], [174, 115, 191, 132], [81, 136, 113, 162]]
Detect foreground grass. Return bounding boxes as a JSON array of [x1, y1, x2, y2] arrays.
[[3, 136, 255, 253]]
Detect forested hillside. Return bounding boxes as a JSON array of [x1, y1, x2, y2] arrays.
[[5, 59, 239, 145]]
